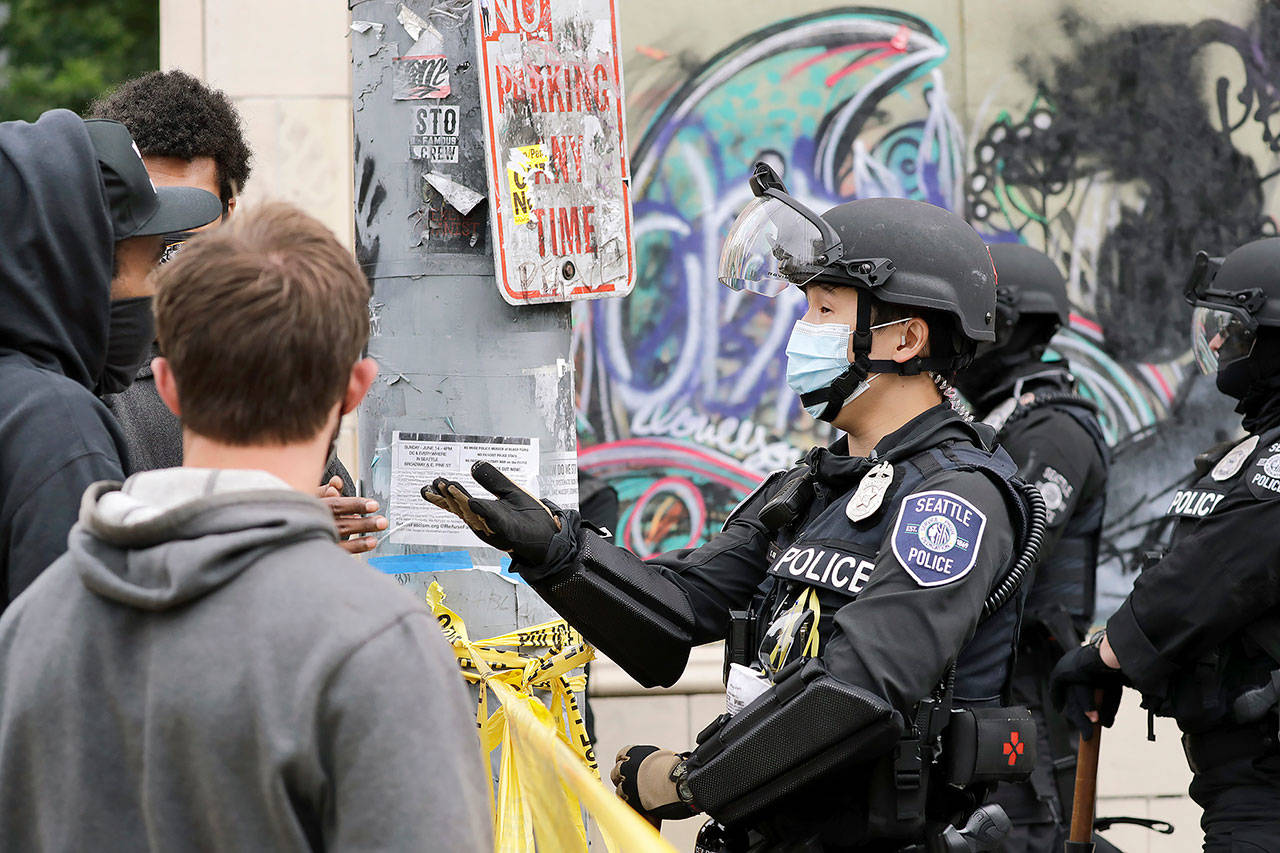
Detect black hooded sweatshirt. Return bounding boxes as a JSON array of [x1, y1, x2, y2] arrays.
[[0, 110, 128, 608]]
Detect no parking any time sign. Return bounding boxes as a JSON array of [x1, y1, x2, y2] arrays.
[[474, 0, 636, 305]]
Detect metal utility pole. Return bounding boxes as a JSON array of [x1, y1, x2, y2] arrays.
[[349, 0, 632, 636], [349, 0, 571, 634]]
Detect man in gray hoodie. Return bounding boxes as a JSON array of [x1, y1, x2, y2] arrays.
[[0, 201, 493, 851]]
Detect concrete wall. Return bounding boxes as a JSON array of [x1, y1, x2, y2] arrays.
[[584, 0, 1280, 622], [161, 2, 1280, 849], [159, 0, 359, 472]]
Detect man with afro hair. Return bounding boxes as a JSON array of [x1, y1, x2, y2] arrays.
[[91, 71, 385, 553], [91, 69, 250, 216]]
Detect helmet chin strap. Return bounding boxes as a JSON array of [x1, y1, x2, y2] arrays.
[[798, 296, 959, 423]]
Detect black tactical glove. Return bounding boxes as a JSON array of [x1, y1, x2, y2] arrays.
[[1049, 631, 1126, 740], [421, 461, 560, 564], [610, 745, 696, 822]]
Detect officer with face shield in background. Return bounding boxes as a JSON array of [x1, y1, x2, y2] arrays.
[[425, 163, 1046, 851], [1051, 237, 1280, 852], [950, 245, 1111, 852]]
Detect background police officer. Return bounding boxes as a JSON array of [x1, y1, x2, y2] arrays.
[[952, 244, 1110, 852], [1051, 237, 1280, 852], [425, 164, 1042, 850]]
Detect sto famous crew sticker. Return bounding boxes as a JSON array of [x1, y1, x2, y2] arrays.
[[891, 490, 987, 587]]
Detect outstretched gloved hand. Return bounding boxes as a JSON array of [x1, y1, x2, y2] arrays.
[[610, 745, 695, 823], [421, 461, 561, 564], [1049, 631, 1126, 739]]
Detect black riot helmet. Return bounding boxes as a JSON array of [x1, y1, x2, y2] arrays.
[[952, 244, 1069, 406], [987, 243, 1069, 334], [718, 161, 997, 420], [1185, 238, 1280, 378]]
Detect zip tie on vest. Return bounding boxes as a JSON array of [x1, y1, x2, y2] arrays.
[[426, 581, 677, 853]]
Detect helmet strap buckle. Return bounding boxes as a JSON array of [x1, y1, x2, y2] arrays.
[[851, 296, 875, 354]]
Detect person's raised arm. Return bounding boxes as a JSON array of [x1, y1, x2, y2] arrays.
[[424, 461, 790, 687]]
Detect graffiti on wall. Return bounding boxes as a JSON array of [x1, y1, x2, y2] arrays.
[[575, 5, 1280, 576]]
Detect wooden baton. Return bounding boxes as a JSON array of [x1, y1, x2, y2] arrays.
[[1065, 689, 1104, 853]]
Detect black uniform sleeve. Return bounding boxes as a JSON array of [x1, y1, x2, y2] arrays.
[[1106, 493, 1280, 696], [820, 469, 1015, 716], [998, 407, 1102, 555], [642, 489, 782, 644], [512, 469, 791, 684]]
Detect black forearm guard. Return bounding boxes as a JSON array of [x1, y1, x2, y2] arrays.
[[679, 660, 903, 824], [526, 524, 698, 688]]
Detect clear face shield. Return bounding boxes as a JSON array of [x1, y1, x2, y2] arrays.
[[717, 197, 831, 296], [1191, 305, 1256, 375], [1184, 250, 1260, 375], [717, 162, 845, 297]]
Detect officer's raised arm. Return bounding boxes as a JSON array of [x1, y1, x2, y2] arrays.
[[422, 455, 787, 688]]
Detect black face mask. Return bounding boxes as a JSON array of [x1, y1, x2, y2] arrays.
[[951, 332, 1049, 410], [1216, 331, 1280, 432], [1217, 357, 1257, 401], [96, 296, 155, 396], [950, 351, 1009, 407]]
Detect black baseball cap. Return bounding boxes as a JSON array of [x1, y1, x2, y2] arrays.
[[82, 118, 223, 240]]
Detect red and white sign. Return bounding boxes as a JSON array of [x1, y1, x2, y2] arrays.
[[474, 0, 635, 305]]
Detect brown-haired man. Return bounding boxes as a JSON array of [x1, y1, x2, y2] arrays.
[[0, 201, 493, 851]]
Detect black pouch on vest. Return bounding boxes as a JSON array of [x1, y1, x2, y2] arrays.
[[724, 610, 753, 682], [864, 737, 930, 840], [943, 706, 1036, 785]]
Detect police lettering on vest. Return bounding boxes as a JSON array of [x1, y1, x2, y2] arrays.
[[1167, 488, 1226, 518], [767, 545, 877, 595]]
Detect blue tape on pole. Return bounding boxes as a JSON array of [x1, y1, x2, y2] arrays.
[[368, 551, 518, 580]]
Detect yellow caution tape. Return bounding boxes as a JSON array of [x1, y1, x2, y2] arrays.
[[427, 581, 677, 853]]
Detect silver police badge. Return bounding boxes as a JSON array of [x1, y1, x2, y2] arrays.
[[1212, 435, 1258, 481], [846, 461, 894, 522]]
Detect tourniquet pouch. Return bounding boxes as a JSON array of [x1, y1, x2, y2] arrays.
[[943, 706, 1036, 785]]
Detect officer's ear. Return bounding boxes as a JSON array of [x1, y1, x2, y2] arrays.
[[893, 317, 931, 362]]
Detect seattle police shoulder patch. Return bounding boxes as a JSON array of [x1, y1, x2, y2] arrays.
[[891, 490, 988, 587], [1247, 449, 1280, 500], [1032, 465, 1074, 527]]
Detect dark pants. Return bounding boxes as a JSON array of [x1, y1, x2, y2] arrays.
[[1186, 733, 1280, 852]]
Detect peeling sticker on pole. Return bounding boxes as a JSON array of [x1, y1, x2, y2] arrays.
[[508, 144, 546, 225], [474, 0, 636, 305], [410, 105, 460, 162], [393, 55, 451, 100]]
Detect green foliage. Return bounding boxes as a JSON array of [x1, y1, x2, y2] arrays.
[[0, 0, 158, 122]]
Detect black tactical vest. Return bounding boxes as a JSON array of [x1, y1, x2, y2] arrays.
[[993, 390, 1109, 627], [752, 439, 1028, 707]]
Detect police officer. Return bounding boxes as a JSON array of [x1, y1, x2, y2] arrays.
[[1051, 237, 1280, 852], [425, 164, 1044, 850], [951, 245, 1110, 852]]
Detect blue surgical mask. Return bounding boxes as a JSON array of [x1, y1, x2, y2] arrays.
[[785, 319, 905, 419]]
